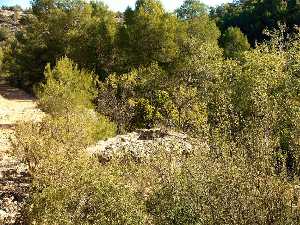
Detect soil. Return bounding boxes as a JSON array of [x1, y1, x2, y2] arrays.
[[0, 79, 43, 224]]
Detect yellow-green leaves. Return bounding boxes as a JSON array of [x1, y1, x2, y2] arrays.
[[221, 27, 250, 59], [38, 57, 97, 115]]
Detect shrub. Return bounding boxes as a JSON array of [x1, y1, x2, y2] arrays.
[[27, 156, 146, 225], [97, 64, 167, 132], [35, 57, 116, 142], [13, 113, 137, 225], [144, 149, 300, 225], [97, 63, 208, 134], [37, 57, 98, 115], [221, 27, 250, 59], [13, 111, 115, 171], [0, 47, 3, 71], [13, 116, 300, 224], [0, 27, 10, 42]]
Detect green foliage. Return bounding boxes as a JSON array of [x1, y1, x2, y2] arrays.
[[211, 0, 289, 44], [37, 57, 116, 142], [97, 64, 167, 132], [0, 27, 10, 42], [176, 0, 207, 20], [288, 0, 300, 26], [221, 26, 250, 59], [65, 2, 119, 77], [37, 57, 97, 115], [223, 30, 300, 177], [7, 0, 118, 89], [170, 84, 207, 134], [146, 150, 298, 225], [13, 114, 139, 225], [13, 57, 118, 223], [6, 0, 300, 222], [14, 118, 300, 224], [182, 14, 221, 47], [6, 0, 221, 89], [7, 8, 70, 88], [0, 47, 3, 71], [31, 0, 84, 16], [29, 158, 146, 225], [118, 0, 180, 68], [97, 63, 208, 134]]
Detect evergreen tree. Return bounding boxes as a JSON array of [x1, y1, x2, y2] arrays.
[[118, 0, 179, 68], [211, 0, 287, 44], [221, 26, 250, 59], [176, 0, 207, 20]]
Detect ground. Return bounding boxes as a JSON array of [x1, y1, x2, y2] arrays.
[[0, 79, 43, 224]]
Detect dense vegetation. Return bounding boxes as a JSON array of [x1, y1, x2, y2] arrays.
[[0, 0, 299, 224], [211, 0, 300, 44]]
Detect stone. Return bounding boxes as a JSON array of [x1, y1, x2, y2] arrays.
[[87, 129, 194, 163]]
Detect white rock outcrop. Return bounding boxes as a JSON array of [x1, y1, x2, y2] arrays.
[[87, 129, 194, 163]]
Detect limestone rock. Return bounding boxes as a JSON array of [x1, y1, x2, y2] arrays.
[[87, 129, 194, 163]]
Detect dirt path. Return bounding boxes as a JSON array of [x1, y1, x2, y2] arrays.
[[0, 79, 43, 224]]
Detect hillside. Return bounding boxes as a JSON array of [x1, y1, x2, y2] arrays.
[[0, 0, 300, 224], [0, 9, 28, 34]]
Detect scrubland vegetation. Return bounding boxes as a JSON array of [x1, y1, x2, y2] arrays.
[[0, 0, 300, 224]]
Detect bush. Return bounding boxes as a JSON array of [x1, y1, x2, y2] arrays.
[[13, 114, 141, 225], [97, 63, 208, 134], [14, 111, 115, 171], [0, 27, 10, 42], [36, 57, 116, 141], [144, 149, 300, 225], [28, 156, 146, 225], [13, 115, 300, 224], [37, 57, 98, 115], [221, 27, 250, 59], [97, 64, 167, 132], [0, 47, 3, 71]]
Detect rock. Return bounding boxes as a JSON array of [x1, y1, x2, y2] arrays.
[[87, 129, 194, 163], [0, 9, 29, 34]]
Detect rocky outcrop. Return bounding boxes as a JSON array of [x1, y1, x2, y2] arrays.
[[0, 156, 30, 224], [0, 9, 28, 34], [87, 129, 194, 163]]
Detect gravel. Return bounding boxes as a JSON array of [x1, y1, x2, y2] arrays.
[[0, 81, 44, 224]]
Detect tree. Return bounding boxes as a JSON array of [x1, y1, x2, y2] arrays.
[[221, 26, 250, 59], [31, 0, 84, 16], [287, 0, 300, 27], [117, 0, 180, 68], [65, 1, 119, 79], [8, 0, 80, 89], [176, 0, 208, 20], [8, 0, 119, 89], [211, 0, 287, 44], [184, 14, 221, 45]]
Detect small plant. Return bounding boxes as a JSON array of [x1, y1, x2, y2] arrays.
[[0, 27, 10, 42]]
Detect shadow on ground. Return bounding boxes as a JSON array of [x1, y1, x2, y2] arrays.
[[0, 82, 34, 101]]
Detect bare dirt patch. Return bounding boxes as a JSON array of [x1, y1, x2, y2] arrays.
[[0, 79, 43, 224]]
